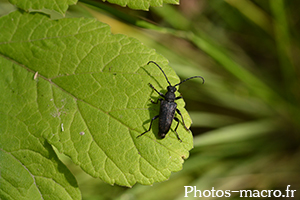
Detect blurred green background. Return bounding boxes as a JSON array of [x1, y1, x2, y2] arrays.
[[3, 0, 299, 199]]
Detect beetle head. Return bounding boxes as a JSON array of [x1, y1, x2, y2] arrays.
[[167, 86, 177, 93]]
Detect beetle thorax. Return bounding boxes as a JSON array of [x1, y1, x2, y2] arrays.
[[165, 86, 177, 102]]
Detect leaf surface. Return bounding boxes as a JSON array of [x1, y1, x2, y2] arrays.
[[8, 0, 179, 13], [0, 11, 193, 188], [0, 60, 80, 199], [102, 0, 179, 10], [8, 0, 77, 16]]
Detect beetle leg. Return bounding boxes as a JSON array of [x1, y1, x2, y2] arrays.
[[149, 83, 165, 98], [137, 115, 159, 138], [150, 98, 163, 104], [176, 109, 189, 131], [173, 117, 182, 142], [175, 96, 182, 100]]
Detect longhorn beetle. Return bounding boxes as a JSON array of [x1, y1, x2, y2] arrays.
[[137, 61, 205, 142]]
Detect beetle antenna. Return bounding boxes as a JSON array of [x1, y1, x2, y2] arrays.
[[147, 61, 172, 86], [174, 76, 205, 86]]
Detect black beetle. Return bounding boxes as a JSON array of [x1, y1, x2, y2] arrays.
[[137, 61, 205, 142]]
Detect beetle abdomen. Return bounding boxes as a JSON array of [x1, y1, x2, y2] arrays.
[[158, 100, 177, 137]]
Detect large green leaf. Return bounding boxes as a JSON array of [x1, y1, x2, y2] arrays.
[[8, 0, 180, 13], [102, 0, 179, 10], [8, 0, 77, 16], [0, 10, 193, 190]]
